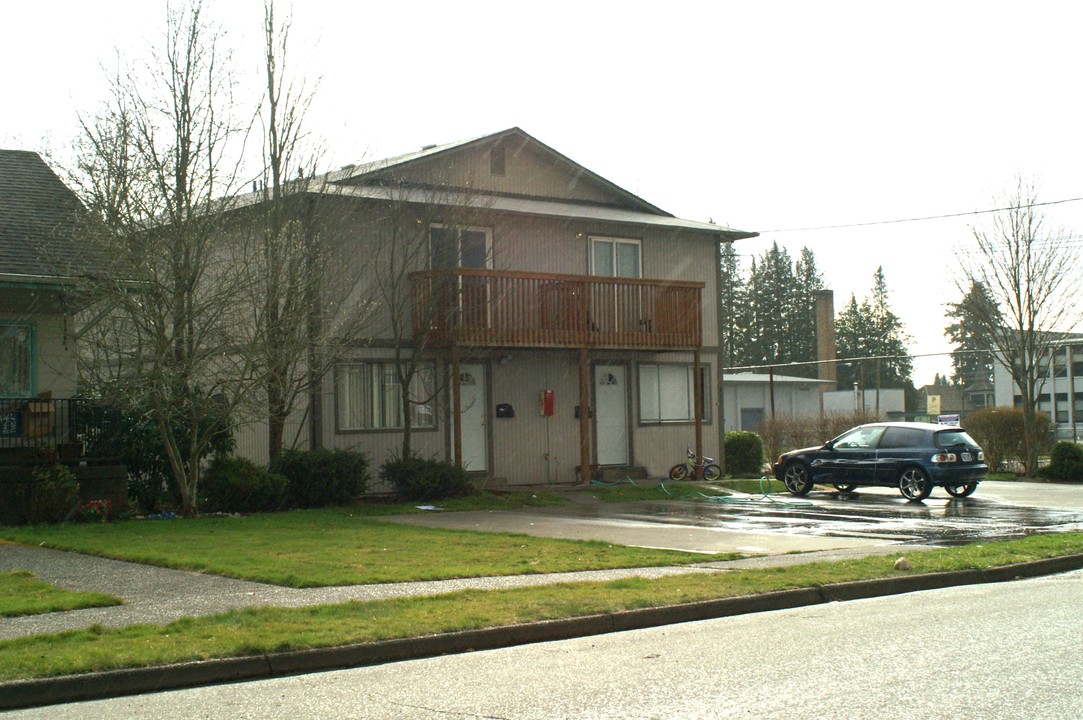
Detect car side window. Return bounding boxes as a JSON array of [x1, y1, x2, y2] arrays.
[[835, 426, 885, 449], [879, 427, 926, 449]]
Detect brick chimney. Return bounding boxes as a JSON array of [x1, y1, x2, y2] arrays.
[[815, 290, 837, 389]]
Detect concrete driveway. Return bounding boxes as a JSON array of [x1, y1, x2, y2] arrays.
[[385, 480, 1083, 555]]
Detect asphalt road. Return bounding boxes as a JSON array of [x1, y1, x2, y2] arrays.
[[14, 568, 1081, 719]]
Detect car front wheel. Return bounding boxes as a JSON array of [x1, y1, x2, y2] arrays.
[[899, 467, 932, 501], [783, 462, 813, 496], [944, 482, 979, 498]]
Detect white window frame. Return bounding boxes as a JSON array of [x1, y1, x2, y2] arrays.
[[589, 236, 641, 278], [336, 361, 436, 432], [638, 363, 710, 424]]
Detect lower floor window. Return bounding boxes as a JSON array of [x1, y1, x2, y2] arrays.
[[337, 361, 436, 431], [0, 323, 33, 397], [638, 363, 710, 423]]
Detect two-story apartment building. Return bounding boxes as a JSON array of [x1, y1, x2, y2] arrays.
[[993, 333, 1083, 442], [235, 128, 758, 485]]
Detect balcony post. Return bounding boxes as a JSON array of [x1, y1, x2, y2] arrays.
[[452, 345, 462, 467], [579, 347, 591, 483], [694, 350, 703, 478]]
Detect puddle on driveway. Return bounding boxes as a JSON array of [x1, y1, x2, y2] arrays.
[[572, 491, 1083, 546]]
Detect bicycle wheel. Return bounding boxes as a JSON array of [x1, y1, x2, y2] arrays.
[[703, 464, 722, 481], [668, 463, 690, 481]]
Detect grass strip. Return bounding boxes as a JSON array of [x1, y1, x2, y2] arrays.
[[0, 572, 121, 618], [0, 506, 718, 588], [2, 532, 1079, 682]]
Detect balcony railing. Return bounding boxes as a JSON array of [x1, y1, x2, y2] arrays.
[[411, 269, 704, 349], [0, 398, 107, 463]]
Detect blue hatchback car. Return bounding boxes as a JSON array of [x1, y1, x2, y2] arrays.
[[772, 421, 988, 501]]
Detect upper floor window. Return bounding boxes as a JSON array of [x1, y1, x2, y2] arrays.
[[0, 323, 33, 397], [590, 237, 641, 278], [430, 224, 492, 270]]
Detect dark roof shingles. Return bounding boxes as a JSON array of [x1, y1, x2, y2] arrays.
[[0, 150, 107, 281]]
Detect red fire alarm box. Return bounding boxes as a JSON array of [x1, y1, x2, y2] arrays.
[[540, 389, 554, 417]]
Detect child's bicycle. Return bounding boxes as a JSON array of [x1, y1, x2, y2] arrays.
[[668, 447, 722, 481]]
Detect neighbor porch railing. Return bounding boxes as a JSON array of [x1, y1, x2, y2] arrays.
[[0, 398, 103, 462]]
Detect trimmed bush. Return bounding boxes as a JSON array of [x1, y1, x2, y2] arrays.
[[271, 448, 369, 508], [18, 464, 80, 524], [201, 456, 287, 513], [725, 431, 764, 476], [379, 454, 473, 501], [1037, 441, 1083, 482], [964, 407, 1050, 472]]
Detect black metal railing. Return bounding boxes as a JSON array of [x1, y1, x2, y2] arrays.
[[0, 398, 101, 462]]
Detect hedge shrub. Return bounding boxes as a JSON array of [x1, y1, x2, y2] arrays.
[[379, 454, 473, 501], [964, 407, 1049, 471], [1037, 441, 1083, 482], [201, 456, 287, 513], [725, 431, 764, 476], [271, 448, 369, 508], [17, 464, 80, 524]]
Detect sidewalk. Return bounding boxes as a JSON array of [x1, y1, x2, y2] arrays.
[[0, 541, 920, 640]]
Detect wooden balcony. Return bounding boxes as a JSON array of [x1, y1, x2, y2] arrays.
[[411, 269, 704, 350]]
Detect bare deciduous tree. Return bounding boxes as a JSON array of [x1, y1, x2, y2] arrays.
[[961, 178, 1080, 475], [74, 1, 254, 517]]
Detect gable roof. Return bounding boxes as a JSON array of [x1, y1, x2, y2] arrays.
[[317, 128, 758, 240], [0, 150, 107, 284]]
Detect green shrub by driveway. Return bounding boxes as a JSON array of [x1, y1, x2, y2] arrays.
[[271, 448, 370, 508]]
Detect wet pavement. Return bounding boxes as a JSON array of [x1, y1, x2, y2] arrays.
[[387, 480, 1083, 554]]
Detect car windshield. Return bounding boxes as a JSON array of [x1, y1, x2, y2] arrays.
[[936, 429, 979, 448]]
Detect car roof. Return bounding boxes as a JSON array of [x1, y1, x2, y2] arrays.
[[856, 422, 963, 432]]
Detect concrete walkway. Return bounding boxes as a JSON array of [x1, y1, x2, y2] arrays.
[[0, 541, 921, 640]]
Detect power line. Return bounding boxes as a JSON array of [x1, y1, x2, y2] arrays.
[[756, 196, 1083, 234]]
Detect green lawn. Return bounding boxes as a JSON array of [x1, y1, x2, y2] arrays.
[[1, 532, 1079, 682], [0, 503, 728, 588], [0, 571, 121, 617]]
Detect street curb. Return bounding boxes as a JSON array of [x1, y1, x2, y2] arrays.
[[3, 553, 1083, 710]]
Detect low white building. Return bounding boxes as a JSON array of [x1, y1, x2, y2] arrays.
[[722, 373, 833, 432]]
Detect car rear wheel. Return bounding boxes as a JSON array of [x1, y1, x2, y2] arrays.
[[783, 462, 813, 496], [898, 467, 932, 501], [833, 484, 858, 493], [944, 482, 979, 498]]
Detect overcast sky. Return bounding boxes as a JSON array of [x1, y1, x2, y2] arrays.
[[4, 1, 1082, 386]]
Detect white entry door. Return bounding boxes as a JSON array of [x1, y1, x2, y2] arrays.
[[594, 364, 629, 465], [457, 364, 488, 472]]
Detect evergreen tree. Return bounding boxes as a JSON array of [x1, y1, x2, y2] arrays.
[[719, 242, 749, 368], [790, 248, 825, 378], [720, 242, 825, 376], [835, 267, 913, 391], [944, 281, 997, 387]]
